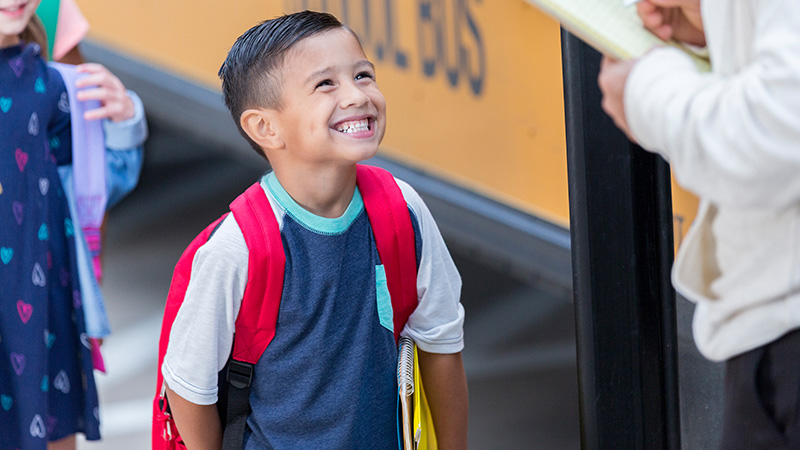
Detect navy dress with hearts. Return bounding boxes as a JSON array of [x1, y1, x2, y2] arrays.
[[0, 43, 100, 449]]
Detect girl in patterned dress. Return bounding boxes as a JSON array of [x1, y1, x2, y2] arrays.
[[0, 2, 139, 449]]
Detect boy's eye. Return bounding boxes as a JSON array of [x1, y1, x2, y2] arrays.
[[355, 72, 374, 81], [316, 79, 333, 89]]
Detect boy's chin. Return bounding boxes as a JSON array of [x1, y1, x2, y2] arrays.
[[343, 145, 380, 164]]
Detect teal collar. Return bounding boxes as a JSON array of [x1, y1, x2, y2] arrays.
[[261, 172, 364, 235]]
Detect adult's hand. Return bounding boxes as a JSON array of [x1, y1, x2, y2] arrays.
[[598, 56, 638, 142], [637, 0, 706, 47]]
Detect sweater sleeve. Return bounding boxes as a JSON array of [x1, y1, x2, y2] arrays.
[[624, 0, 800, 208]]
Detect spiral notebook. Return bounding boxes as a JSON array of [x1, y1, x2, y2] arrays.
[[397, 337, 437, 450], [525, 0, 710, 71]]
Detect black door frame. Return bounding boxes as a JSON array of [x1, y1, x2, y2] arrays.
[[562, 31, 681, 450]]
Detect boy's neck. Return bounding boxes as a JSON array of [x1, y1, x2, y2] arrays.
[[271, 164, 358, 219]]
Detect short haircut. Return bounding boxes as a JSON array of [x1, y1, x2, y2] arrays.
[[219, 10, 345, 156]]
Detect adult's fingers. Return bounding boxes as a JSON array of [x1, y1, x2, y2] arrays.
[[647, 0, 694, 7]]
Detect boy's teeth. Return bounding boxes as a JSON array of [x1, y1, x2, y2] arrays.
[[337, 119, 370, 133]]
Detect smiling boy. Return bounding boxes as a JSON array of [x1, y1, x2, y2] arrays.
[[161, 11, 468, 450]]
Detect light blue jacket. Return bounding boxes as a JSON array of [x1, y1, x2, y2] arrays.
[[58, 90, 147, 338]]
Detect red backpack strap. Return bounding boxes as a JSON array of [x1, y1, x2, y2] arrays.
[[156, 213, 228, 393], [356, 164, 418, 343], [154, 213, 228, 450], [229, 182, 286, 364]]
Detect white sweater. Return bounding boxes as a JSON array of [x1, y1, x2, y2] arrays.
[[624, 0, 800, 361]]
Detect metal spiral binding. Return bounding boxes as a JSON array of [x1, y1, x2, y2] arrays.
[[397, 336, 415, 397]]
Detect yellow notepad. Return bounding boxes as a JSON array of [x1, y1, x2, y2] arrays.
[[526, 0, 710, 71]]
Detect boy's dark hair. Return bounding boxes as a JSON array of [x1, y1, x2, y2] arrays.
[[219, 10, 345, 157]]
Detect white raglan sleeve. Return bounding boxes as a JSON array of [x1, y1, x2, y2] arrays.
[[396, 179, 465, 354], [161, 215, 248, 405], [624, 0, 800, 208]]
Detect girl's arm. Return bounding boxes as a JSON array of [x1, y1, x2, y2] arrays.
[[418, 350, 469, 450], [164, 384, 223, 450]]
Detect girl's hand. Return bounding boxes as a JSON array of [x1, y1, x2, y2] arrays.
[[74, 63, 135, 122], [637, 0, 706, 47]]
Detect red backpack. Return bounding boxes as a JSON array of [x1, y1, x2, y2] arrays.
[[152, 165, 418, 449]]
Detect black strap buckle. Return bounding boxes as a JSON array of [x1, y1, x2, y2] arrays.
[[226, 360, 254, 390]]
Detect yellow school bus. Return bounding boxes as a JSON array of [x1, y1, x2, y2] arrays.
[[79, 0, 698, 287]]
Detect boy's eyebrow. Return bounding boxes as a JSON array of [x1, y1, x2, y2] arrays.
[[305, 60, 375, 85]]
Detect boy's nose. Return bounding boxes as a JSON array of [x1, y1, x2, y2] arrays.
[[339, 83, 370, 109]]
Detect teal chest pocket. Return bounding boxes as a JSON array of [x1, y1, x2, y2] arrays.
[[375, 265, 394, 333]]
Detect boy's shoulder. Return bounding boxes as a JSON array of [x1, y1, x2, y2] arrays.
[[198, 170, 428, 254]]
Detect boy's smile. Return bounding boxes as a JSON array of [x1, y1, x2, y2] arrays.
[[332, 116, 374, 138], [270, 27, 386, 167]]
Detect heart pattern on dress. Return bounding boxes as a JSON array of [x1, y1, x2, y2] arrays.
[[0, 97, 11, 113], [54, 370, 70, 394], [44, 329, 56, 348], [28, 112, 39, 136], [15, 149, 28, 172], [34, 77, 46, 93], [79, 333, 91, 349], [57, 92, 69, 112], [8, 56, 24, 77], [39, 178, 49, 195], [0, 395, 11, 411], [29, 414, 46, 438], [16, 300, 32, 324], [10, 353, 25, 375], [32, 263, 46, 287], [12, 202, 23, 224], [0, 247, 12, 264], [64, 218, 74, 237], [38, 223, 48, 241]]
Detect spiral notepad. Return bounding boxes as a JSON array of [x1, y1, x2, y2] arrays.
[[397, 336, 415, 450], [525, 0, 710, 71]]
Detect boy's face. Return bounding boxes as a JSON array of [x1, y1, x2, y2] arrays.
[[271, 28, 386, 166]]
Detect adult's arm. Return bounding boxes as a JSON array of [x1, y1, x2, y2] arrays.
[[625, 0, 800, 208]]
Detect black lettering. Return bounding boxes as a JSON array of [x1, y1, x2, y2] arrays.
[[460, 0, 485, 95], [385, 0, 409, 68], [438, 0, 460, 89], [417, 1, 437, 77]]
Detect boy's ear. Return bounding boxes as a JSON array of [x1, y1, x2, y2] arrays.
[[240, 108, 284, 151]]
